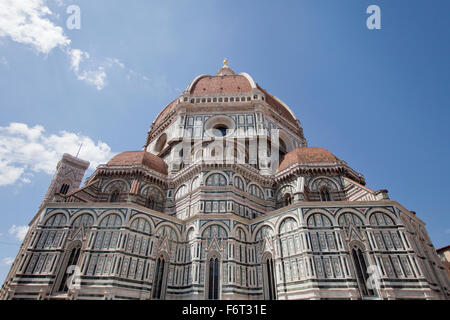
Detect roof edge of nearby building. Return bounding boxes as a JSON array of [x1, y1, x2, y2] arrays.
[[437, 245, 450, 252]]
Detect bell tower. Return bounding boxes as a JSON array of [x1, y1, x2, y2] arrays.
[[41, 153, 90, 205]]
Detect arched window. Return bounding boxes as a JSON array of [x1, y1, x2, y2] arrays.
[[141, 186, 164, 212], [311, 177, 338, 193], [191, 177, 200, 191], [202, 225, 228, 246], [174, 185, 187, 200], [57, 243, 82, 293], [44, 213, 67, 227], [279, 217, 298, 234], [234, 176, 245, 191], [236, 228, 247, 242], [320, 187, 331, 201], [152, 257, 167, 299], [205, 173, 227, 186], [369, 212, 395, 226], [156, 225, 178, 241], [109, 190, 120, 203], [207, 257, 220, 299], [130, 217, 151, 234], [59, 183, 70, 195], [307, 213, 332, 228], [99, 214, 122, 228], [263, 255, 276, 300], [351, 245, 375, 297], [248, 184, 265, 200], [103, 180, 129, 194]]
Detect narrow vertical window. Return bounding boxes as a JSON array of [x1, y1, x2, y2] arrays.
[[263, 256, 276, 300], [152, 257, 166, 299], [207, 257, 220, 299], [351, 248, 375, 297], [58, 245, 81, 293], [213, 258, 219, 299], [59, 183, 70, 195], [320, 188, 331, 201], [110, 190, 120, 203], [146, 197, 155, 210], [283, 194, 292, 207]]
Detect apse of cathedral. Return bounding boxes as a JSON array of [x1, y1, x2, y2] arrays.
[[1, 61, 449, 300]]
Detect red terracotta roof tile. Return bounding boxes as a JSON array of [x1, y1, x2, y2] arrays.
[[191, 75, 252, 95], [107, 151, 168, 175], [257, 85, 297, 125], [278, 147, 340, 172]]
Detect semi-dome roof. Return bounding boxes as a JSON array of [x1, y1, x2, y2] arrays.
[[107, 151, 168, 175], [278, 147, 340, 172]]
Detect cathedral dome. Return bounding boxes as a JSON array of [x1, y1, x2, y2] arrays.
[[107, 151, 168, 175], [149, 60, 300, 131], [277, 147, 340, 172]]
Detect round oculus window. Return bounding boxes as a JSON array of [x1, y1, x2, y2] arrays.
[[204, 115, 235, 138]]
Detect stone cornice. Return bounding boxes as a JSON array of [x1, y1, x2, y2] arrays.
[[250, 199, 424, 226], [30, 198, 424, 233], [91, 164, 168, 186], [274, 161, 365, 185]]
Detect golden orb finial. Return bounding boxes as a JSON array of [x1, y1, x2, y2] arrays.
[[223, 58, 228, 66]]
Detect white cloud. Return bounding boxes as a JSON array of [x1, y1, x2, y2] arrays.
[[107, 57, 125, 69], [0, 0, 112, 90], [2, 257, 14, 266], [0, 0, 70, 54], [68, 48, 107, 90], [69, 48, 86, 72], [0, 1, 152, 90], [76, 67, 107, 90], [0, 161, 24, 186], [0, 122, 116, 186], [9, 225, 29, 241]]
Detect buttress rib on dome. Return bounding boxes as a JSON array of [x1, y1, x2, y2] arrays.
[[278, 147, 340, 172], [107, 151, 168, 175]]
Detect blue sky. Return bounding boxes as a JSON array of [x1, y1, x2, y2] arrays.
[[0, 0, 449, 283]]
